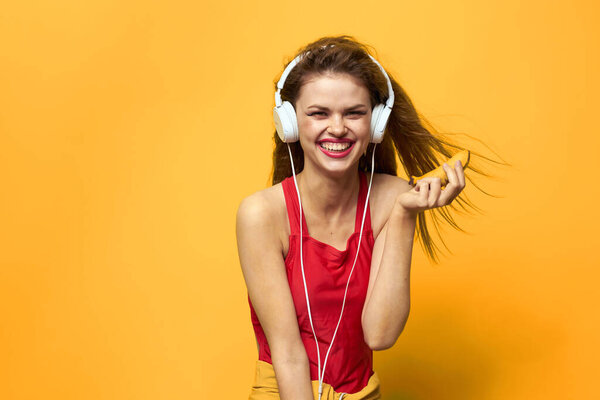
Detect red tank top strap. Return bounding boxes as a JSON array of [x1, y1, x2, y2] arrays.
[[355, 171, 372, 233], [281, 176, 309, 236]]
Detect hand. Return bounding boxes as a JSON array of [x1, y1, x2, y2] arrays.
[[397, 161, 466, 215]]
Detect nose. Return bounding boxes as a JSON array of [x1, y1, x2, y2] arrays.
[[327, 114, 347, 136]]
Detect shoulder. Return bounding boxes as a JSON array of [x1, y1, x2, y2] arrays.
[[237, 183, 286, 228], [368, 173, 413, 238], [371, 173, 412, 202], [236, 182, 289, 248], [371, 172, 412, 199]]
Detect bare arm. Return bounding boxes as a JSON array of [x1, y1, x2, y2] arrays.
[[236, 193, 314, 400], [362, 163, 465, 350], [361, 199, 416, 350]]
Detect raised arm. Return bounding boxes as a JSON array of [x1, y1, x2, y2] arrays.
[[236, 193, 314, 400], [361, 163, 465, 350], [361, 201, 416, 350]]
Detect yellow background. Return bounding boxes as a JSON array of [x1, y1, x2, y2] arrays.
[[1, 0, 598, 399]]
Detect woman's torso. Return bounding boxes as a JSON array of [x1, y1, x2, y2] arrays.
[[249, 171, 377, 394]]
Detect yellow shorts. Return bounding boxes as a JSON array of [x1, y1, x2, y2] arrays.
[[248, 360, 381, 400]]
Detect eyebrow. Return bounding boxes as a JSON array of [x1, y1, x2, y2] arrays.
[[306, 104, 368, 110]]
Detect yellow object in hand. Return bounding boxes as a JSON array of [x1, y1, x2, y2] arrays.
[[408, 150, 470, 187]]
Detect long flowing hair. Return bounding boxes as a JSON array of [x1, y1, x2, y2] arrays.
[[271, 35, 510, 264]]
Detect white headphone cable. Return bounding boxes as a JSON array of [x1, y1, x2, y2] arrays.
[[287, 144, 323, 392], [286, 143, 377, 400]]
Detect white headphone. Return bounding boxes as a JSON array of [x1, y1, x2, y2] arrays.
[[273, 51, 395, 144]]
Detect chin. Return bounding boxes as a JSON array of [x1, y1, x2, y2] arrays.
[[314, 154, 361, 178]]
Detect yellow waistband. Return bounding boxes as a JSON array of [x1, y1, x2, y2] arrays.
[[249, 360, 381, 400]]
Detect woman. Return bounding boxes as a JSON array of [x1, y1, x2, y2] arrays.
[[237, 36, 472, 400]]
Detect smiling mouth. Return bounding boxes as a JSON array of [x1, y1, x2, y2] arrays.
[[319, 142, 353, 152]]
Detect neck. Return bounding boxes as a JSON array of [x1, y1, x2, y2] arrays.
[[296, 163, 361, 219]]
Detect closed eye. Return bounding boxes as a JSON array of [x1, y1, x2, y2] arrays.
[[307, 111, 366, 117], [346, 111, 367, 118]]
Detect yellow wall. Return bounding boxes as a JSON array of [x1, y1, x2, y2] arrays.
[[1, 1, 598, 399]]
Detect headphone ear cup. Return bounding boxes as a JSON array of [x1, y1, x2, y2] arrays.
[[370, 104, 390, 143], [273, 101, 299, 142]]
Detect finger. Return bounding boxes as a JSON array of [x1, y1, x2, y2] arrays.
[[454, 160, 466, 187], [428, 177, 441, 208], [438, 163, 459, 205], [416, 177, 441, 206], [417, 180, 429, 207], [443, 162, 459, 187], [414, 179, 426, 193]]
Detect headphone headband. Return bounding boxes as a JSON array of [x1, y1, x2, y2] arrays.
[[275, 52, 394, 108]]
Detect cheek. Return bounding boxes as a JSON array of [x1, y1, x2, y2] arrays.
[[298, 117, 325, 136], [350, 118, 371, 136]]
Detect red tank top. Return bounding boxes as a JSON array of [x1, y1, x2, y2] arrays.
[[248, 172, 375, 394]]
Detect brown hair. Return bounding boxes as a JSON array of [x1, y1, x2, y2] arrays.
[[271, 35, 510, 264]]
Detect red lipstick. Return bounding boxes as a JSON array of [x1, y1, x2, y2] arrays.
[[317, 139, 355, 159]]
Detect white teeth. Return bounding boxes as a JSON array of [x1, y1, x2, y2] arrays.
[[320, 142, 352, 151]]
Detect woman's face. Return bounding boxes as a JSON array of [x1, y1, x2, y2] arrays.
[[295, 72, 372, 178]]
